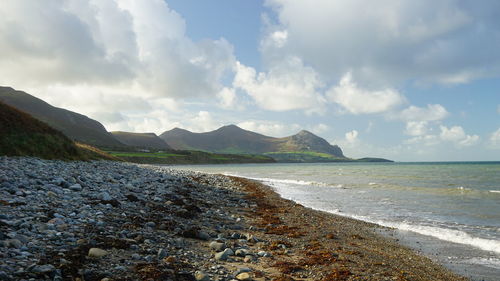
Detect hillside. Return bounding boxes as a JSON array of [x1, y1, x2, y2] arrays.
[[160, 125, 346, 159], [111, 131, 171, 150], [0, 86, 124, 148], [0, 102, 117, 161]]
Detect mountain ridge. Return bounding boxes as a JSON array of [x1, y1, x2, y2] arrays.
[[0, 86, 124, 148], [111, 131, 171, 150], [160, 124, 345, 158]]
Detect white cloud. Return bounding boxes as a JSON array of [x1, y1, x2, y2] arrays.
[[217, 87, 240, 110], [405, 121, 428, 136], [237, 120, 300, 137], [399, 104, 449, 121], [405, 135, 440, 146], [345, 130, 359, 144], [233, 59, 326, 112], [327, 73, 404, 114], [0, 0, 235, 99], [439, 125, 479, 147], [264, 0, 500, 86], [490, 128, 500, 148], [310, 123, 330, 135]]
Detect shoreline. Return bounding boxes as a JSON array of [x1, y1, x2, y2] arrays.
[[0, 157, 466, 280]]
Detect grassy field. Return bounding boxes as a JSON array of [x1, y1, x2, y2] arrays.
[[105, 150, 275, 165], [264, 151, 350, 162]]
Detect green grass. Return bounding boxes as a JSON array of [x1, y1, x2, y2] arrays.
[[105, 149, 275, 164], [107, 151, 186, 158], [0, 101, 118, 161], [264, 150, 349, 163]]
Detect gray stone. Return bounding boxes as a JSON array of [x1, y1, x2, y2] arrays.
[[157, 248, 168, 259], [233, 267, 252, 276], [88, 248, 108, 258], [235, 249, 250, 257], [4, 239, 22, 249], [209, 241, 226, 252], [195, 271, 210, 281], [31, 264, 56, 274], [69, 184, 82, 191]]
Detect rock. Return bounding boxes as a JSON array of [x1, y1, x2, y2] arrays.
[[198, 231, 210, 241], [100, 192, 112, 201], [4, 239, 22, 249], [145, 221, 156, 228], [214, 248, 234, 261], [209, 241, 226, 252], [236, 272, 252, 281], [31, 264, 56, 274], [69, 184, 82, 191], [195, 271, 210, 281], [88, 248, 108, 258], [257, 251, 270, 257], [157, 248, 168, 259], [243, 255, 254, 263], [235, 249, 250, 257], [234, 267, 252, 276]]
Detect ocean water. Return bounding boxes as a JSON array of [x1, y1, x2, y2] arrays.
[[169, 162, 500, 280]]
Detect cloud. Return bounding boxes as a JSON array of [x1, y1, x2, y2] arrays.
[[0, 0, 235, 98], [327, 73, 404, 114], [310, 123, 330, 135], [399, 104, 449, 121], [233, 59, 326, 112], [345, 130, 359, 144], [237, 120, 300, 137], [439, 125, 479, 147], [405, 121, 428, 136], [264, 0, 500, 86], [490, 128, 500, 148], [217, 87, 240, 109]]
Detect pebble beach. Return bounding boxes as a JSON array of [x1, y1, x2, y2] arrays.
[[0, 157, 467, 281]]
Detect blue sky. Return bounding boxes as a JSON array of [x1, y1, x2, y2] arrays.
[[0, 0, 499, 161]]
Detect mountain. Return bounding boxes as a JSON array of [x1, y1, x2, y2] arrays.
[[0, 101, 117, 161], [0, 86, 124, 148], [160, 125, 346, 159], [111, 131, 171, 150]]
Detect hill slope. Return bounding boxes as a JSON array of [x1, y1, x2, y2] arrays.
[[0, 86, 124, 148], [0, 101, 117, 160], [111, 131, 171, 150], [160, 125, 346, 158]]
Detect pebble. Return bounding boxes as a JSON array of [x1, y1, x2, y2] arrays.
[[209, 241, 226, 252], [195, 270, 211, 281], [88, 248, 108, 258], [236, 272, 252, 281]]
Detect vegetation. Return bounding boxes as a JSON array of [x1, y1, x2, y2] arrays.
[[265, 151, 350, 163], [106, 150, 275, 165], [0, 102, 118, 161]]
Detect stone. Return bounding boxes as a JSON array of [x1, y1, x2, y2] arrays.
[[31, 264, 56, 274], [209, 241, 226, 252], [157, 248, 168, 259], [243, 255, 254, 263], [236, 272, 251, 281], [214, 248, 234, 261], [4, 239, 22, 249], [88, 248, 108, 258], [69, 184, 82, 191], [257, 251, 270, 257], [195, 271, 210, 281], [234, 267, 252, 276], [235, 249, 250, 257], [100, 192, 112, 201]]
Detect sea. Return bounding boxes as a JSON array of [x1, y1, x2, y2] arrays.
[[169, 162, 500, 281]]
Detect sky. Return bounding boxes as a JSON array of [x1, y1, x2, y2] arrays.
[[0, 0, 499, 161]]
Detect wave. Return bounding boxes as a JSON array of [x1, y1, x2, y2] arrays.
[[307, 205, 500, 255], [489, 190, 500, 194]]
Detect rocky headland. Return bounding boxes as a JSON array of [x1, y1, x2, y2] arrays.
[[0, 157, 465, 281]]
